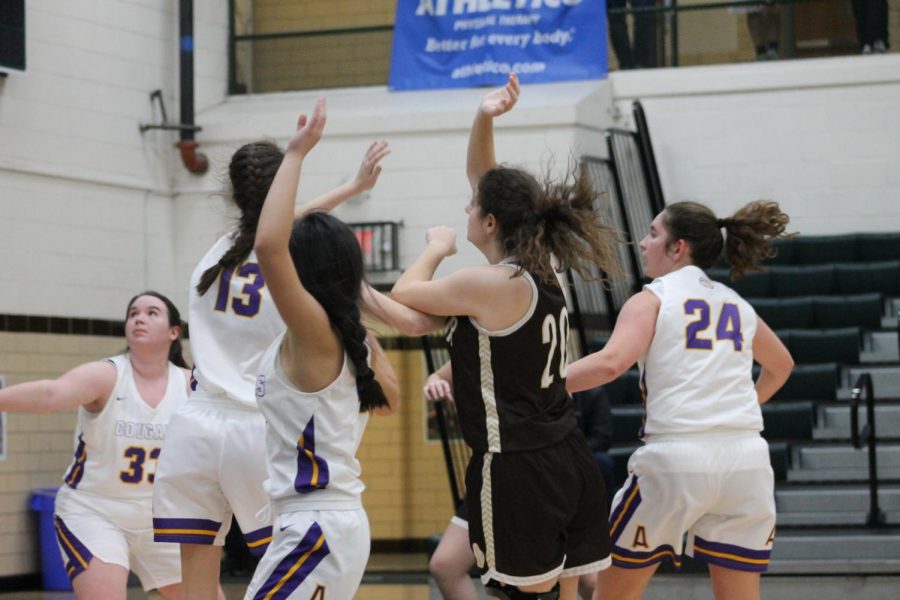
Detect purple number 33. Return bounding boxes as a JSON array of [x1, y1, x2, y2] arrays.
[[684, 300, 743, 350]]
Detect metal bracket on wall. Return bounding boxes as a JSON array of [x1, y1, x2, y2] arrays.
[[138, 89, 202, 134]]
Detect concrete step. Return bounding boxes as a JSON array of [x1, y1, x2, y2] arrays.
[[776, 484, 900, 525], [860, 331, 899, 363], [837, 365, 900, 400], [813, 404, 900, 440], [769, 528, 900, 574], [793, 444, 900, 469], [787, 444, 900, 482]]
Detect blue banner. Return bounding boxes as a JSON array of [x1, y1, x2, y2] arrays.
[[389, 0, 607, 91]]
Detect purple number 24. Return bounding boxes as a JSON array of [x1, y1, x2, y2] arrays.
[[684, 300, 743, 350]]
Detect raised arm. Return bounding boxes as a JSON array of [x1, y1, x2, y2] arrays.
[[565, 291, 660, 394], [752, 318, 794, 404], [254, 99, 332, 346], [294, 140, 390, 218], [0, 361, 117, 414], [467, 72, 520, 189], [361, 284, 445, 336]]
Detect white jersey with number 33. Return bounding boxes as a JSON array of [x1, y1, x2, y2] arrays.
[[62, 354, 187, 499], [639, 265, 761, 438], [189, 232, 285, 408]]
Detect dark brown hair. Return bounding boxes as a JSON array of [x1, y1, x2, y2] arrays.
[[476, 165, 621, 285], [662, 200, 794, 280], [125, 291, 188, 369], [196, 141, 285, 295], [290, 212, 388, 412]]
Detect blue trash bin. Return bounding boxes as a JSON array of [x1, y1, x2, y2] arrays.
[[29, 487, 73, 591]]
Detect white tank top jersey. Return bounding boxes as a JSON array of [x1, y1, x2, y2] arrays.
[[189, 232, 285, 408], [255, 332, 370, 513], [639, 265, 762, 438], [62, 354, 187, 499]]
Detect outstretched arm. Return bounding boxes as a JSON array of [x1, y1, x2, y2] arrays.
[[254, 99, 332, 347], [467, 72, 520, 190], [361, 284, 445, 335], [0, 361, 117, 414], [565, 291, 659, 394], [294, 140, 390, 218]]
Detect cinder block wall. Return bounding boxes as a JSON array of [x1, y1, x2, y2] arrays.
[[0, 333, 125, 576]]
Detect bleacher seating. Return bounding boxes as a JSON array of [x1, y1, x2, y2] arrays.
[[780, 328, 861, 365]]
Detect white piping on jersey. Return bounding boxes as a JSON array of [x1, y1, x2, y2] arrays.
[[469, 266, 539, 337], [478, 333, 502, 453], [480, 453, 496, 571]]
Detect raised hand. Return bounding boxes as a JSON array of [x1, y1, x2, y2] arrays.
[[353, 140, 391, 192], [426, 226, 457, 258], [478, 72, 520, 118], [286, 97, 327, 157]]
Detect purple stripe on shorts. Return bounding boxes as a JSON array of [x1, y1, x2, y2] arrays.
[[692, 535, 771, 572], [252, 522, 330, 600], [153, 517, 221, 545], [609, 477, 642, 544], [245, 525, 274, 557], [54, 515, 93, 581]]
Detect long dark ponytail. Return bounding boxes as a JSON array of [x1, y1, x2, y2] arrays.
[[125, 291, 188, 369], [196, 141, 285, 295], [290, 212, 388, 412], [663, 200, 794, 280]]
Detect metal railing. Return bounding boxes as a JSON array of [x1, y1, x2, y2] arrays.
[[850, 372, 886, 528]]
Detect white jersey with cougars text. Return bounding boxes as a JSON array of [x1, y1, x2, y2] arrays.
[[639, 265, 762, 438], [255, 332, 370, 513], [62, 354, 187, 499], [189, 232, 285, 407]]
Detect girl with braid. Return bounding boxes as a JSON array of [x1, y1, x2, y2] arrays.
[[243, 99, 402, 599], [566, 201, 795, 600], [153, 133, 435, 599], [392, 74, 619, 600]]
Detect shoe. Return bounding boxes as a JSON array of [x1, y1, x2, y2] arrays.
[[862, 44, 873, 54], [873, 40, 887, 53], [765, 48, 780, 60]]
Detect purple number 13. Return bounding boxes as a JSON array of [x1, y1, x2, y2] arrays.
[[684, 300, 743, 350], [214, 263, 265, 317]]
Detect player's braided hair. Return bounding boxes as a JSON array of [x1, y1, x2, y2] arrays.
[[475, 164, 621, 285], [196, 141, 285, 295], [663, 200, 795, 280], [125, 291, 189, 369], [290, 212, 389, 412]]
